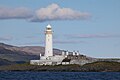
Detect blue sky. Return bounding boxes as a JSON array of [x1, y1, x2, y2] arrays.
[[0, 0, 120, 58]]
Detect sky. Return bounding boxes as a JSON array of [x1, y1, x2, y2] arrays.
[[0, 0, 120, 58]]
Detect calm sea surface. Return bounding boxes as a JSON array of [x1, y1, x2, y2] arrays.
[[0, 71, 120, 80]]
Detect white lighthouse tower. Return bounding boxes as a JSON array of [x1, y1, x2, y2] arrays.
[[45, 24, 53, 57], [30, 24, 66, 65]]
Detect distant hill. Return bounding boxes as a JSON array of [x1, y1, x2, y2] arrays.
[[0, 43, 62, 63], [0, 43, 14, 48], [0, 43, 62, 56], [0, 43, 40, 62], [0, 58, 15, 66]]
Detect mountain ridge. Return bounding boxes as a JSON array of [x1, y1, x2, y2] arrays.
[[0, 43, 62, 63], [0, 43, 62, 56]]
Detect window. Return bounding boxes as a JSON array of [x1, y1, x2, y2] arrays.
[[47, 28, 51, 30]]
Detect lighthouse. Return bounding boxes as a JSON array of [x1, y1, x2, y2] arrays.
[[45, 24, 53, 57], [30, 24, 67, 65]]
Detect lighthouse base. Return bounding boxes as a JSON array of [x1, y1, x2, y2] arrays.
[[30, 55, 66, 65]]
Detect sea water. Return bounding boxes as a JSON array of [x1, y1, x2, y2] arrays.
[[0, 71, 120, 80]]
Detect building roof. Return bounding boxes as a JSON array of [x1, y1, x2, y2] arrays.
[[46, 24, 52, 28]]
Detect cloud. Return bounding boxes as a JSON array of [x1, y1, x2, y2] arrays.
[[30, 3, 90, 22], [53, 40, 85, 44], [0, 7, 33, 19], [0, 3, 90, 22], [0, 36, 13, 41], [66, 34, 120, 39]]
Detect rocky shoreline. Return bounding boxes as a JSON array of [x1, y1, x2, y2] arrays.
[[0, 61, 120, 72]]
